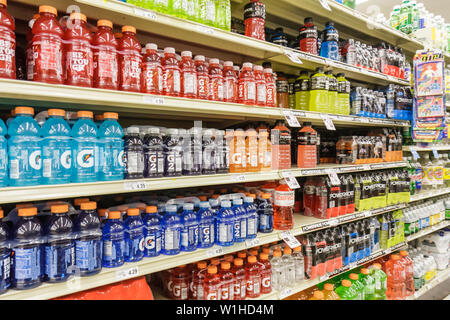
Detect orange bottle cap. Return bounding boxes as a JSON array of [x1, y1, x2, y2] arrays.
[[372, 263, 382, 270], [70, 12, 86, 22], [391, 254, 400, 261], [74, 198, 90, 206], [293, 246, 302, 252], [262, 248, 270, 254], [108, 211, 121, 219], [221, 262, 230, 270], [207, 266, 217, 274], [39, 5, 57, 16], [249, 249, 258, 256], [15, 107, 34, 115], [313, 291, 324, 299], [360, 268, 369, 275], [47, 109, 65, 117], [237, 252, 246, 259], [262, 193, 271, 199], [98, 209, 107, 217], [103, 112, 118, 120], [145, 206, 157, 214], [197, 261, 207, 269], [77, 111, 93, 118], [259, 253, 269, 260], [127, 208, 140, 216], [212, 194, 220, 199], [210, 258, 220, 265], [80, 201, 97, 210], [342, 279, 351, 287], [18, 207, 37, 217], [249, 194, 256, 199], [349, 273, 358, 280], [51, 204, 69, 214], [399, 250, 408, 256], [234, 258, 243, 266], [97, 19, 113, 28], [324, 283, 334, 291], [248, 255, 257, 263], [0, 209, 3, 219], [198, 196, 207, 201], [122, 25, 136, 34], [0, 0, 6, 7], [273, 250, 281, 257], [283, 247, 292, 255]]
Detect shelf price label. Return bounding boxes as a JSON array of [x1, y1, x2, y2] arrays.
[[325, 169, 340, 186], [282, 110, 301, 127], [206, 247, 224, 258], [124, 181, 148, 191], [284, 49, 303, 65], [231, 174, 246, 182], [116, 266, 139, 281], [281, 171, 300, 189], [196, 25, 214, 35], [143, 95, 165, 105], [245, 238, 261, 248], [133, 8, 158, 20], [318, 0, 332, 11], [280, 231, 301, 249], [279, 287, 294, 299], [321, 114, 336, 130]]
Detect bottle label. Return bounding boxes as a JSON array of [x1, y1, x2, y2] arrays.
[[142, 63, 163, 93], [197, 75, 209, 98], [121, 54, 142, 90], [144, 230, 162, 256], [94, 49, 118, 86], [209, 77, 224, 100], [146, 151, 164, 175], [181, 225, 198, 249], [76, 147, 95, 169], [124, 233, 145, 259], [26, 45, 34, 80], [33, 38, 63, 80], [44, 243, 74, 279], [199, 223, 214, 246], [66, 43, 93, 84], [274, 190, 295, 206], [42, 144, 71, 178], [205, 1, 216, 22], [244, 1, 266, 19], [257, 83, 267, 104], [247, 215, 257, 236], [12, 247, 41, 281], [102, 239, 125, 262], [75, 239, 101, 271], [166, 151, 182, 174], [276, 79, 289, 93], [0, 252, 10, 285], [9, 145, 42, 181], [311, 75, 328, 90], [218, 222, 233, 243], [246, 274, 261, 295], [238, 80, 256, 102], [0, 37, 15, 76], [163, 228, 180, 251], [126, 151, 143, 174], [183, 72, 197, 95], [224, 78, 237, 101], [163, 69, 181, 94], [205, 283, 220, 300]]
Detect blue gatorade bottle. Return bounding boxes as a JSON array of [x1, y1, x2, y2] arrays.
[[244, 196, 258, 239], [71, 111, 98, 183], [102, 211, 125, 268], [11, 207, 43, 289], [209, 198, 220, 215], [232, 198, 246, 243], [143, 206, 162, 257], [257, 193, 273, 233], [215, 200, 235, 246], [162, 205, 182, 255], [320, 22, 339, 61], [8, 107, 42, 187], [0, 119, 7, 187], [73, 201, 102, 276], [180, 203, 198, 252], [197, 201, 215, 249], [40, 109, 72, 185], [98, 112, 124, 181], [124, 208, 144, 262], [43, 204, 74, 283], [0, 209, 11, 294]]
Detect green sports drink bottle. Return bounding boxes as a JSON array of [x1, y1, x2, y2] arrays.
[[309, 67, 329, 113], [325, 70, 337, 114], [336, 73, 350, 115], [294, 71, 310, 111]]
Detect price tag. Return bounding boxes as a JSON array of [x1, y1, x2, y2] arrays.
[[116, 266, 139, 280], [281, 171, 300, 189], [432, 148, 439, 159], [280, 231, 301, 249], [282, 110, 301, 127], [325, 169, 340, 186], [360, 117, 369, 123], [295, 111, 306, 118], [206, 247, 224, 257], [143, 95, 165, 105], [133, 8, 158, 20], [318, 0, 332, 11], [245, 238, 260, 247], [349, 262, 358, 269], [279, 287, 294, 299], [196, 25, 214, 35], [231, 174, 246, 182], [364, 211, 373, 218], [124, 181, 148, 191], [319, 274, 329, 282], [321, 114, 336, 130], [284, 49, 303, 65], [329, 219, 339, 226]]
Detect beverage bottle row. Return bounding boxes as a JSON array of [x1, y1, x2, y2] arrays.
[[418, 228, 449, 271], [297, 18, 339, 61], [416, 152, 446, 192], [126, 0, 232, 31], [403, 199, 446, 236]]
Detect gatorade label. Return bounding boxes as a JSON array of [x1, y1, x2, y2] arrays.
[[44, 243, 74, 280], [256, 83, 267, 105], [0, 37, 15, 76], [234, 218, 242, 241], [205, 283, 220, 300], [166, 151, 182, 175], [144, 230, 162, 257], [181, 225, 198, 250], [142, 63, 163, 93], [266, 80, 276, 107], [224, 77, 237, 101], [182, 71, 197, 95], [146, 151, 164, 176], [246, 275, 261, 296], [220, 280, 234, 300], [33, 38, 64, 81], [198, 223, 214, 247], [94, 49, 118, 86], [247, 215, 257, 237], [8, 146, 41, 181], [217, 221, 234, 244], [238, 79, 256, 102], [299, 29, 318, 54], [205, 0, 216, 22], [26, 45, 34, 80], [75, 239, 101, 272], [66, 43, 93, 84], [42, 144, 71, 179], [274, 190, 295, 207], [163, 69, 181, 95], [163, 228, 181, 251], [124, 233, 145, 259], [102, 238, 125, 263], [310, 75, 329, 90], [121, 54, 142, 90], [0, 252, 10, 287], [172, 282, 189, 300], [209, 77, 224, 101], [244, 1, 266, 41], [197, 75, 209, 99], [12, 247, 41, 281]]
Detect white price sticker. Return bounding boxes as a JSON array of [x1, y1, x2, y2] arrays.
[[231, 174, 246, 182], [410, 149, 420, 160], [360, 117, 369, 123], [432, 148, 439, 159], [284, 49, 303, 65], [279, 287, 294, 299], [283, 110, 301, 127], [116, 266, 139, 280], [318, 0, 332, 11], [245, 238, 261, 248], [319, 275, 329, 282], [280, 231, 301, 249], [365, 211, 373, 218], [321, 114, 336, 130], [196, 25, 214, 35], [325, 169, 340, 186], [206, 247, 224, 257], [349, 262, 357, 269], [281, 171, 300, 189], [124, 181, 148, 191], [133, 8, 158, 20], [143, 95, 165, 105]]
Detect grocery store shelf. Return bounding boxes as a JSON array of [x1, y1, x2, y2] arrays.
[[403, 145, 450, 152], [405, 221, 450, 243], [0, 162, 407, 204], [0, 203, 405, 300], [406, 267, 450, 300], [410, 188, 450, 202]]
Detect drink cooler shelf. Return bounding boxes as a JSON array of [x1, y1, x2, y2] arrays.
[[406, 266, 450, 300], [410, 188, 450, 202], [0, 204, 406, 300]]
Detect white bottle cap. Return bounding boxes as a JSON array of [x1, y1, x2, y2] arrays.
[[243, 62, 253, 69], [254, 65, 263, 71], [183, 203, 194, 210], [233, 66, 240, 71], [149, 127, 160, 134], [166, 205, 177, 212], [145, 43, 158, 50], [181, 51, 192, 57], [167, 128, 178, 135], [127, 127, 140, 134], [194, 55, 205, 61], [264, 68, 273, 73], [210, 58, 219, 65], [164, 47, 175, 54], [224, 61, 233, 67]]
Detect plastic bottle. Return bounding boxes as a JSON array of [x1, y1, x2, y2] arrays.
[[348, 273, 365, 300], [190, 261, 207, 300], [258, 253, 272, 295], [164, 128, 183, 177], [197, 201, 215, 249], [271, 121, 291, 170], [244, 0, 265, 41], [31, 6, 64, 84], [292, 246, 305, 282], [253, 65, 267, 107], [274, 180, 294, 230], [71, 111, 98, 183], [0, 208, 10, 293], [385, 254, 406, 300], [177, 50, 197, 99], [0, 119, 6, 187], [98, 112, 124, 181], [0, 0, 15, 79], [309, 67, 329, 113], [101, 211, 125, 268], [232, 198, 247, 243], [258, 193, 273, 233], [238, 62, 256, 105], [230, 129, 246, 173], [162, 47, 181, 97], [294, 71, 310, 110], [8, 107, 42, 187], [202, 128, 216, 175], [359, 268, 376, 300], [73, 201, 102, 276], [243, 196, 258, 239], [93, 19, 119, 90], [276, 73, 289, 109], [141, 43, 163, 94], [11, 207, 42, 289], [399, 250, 415, 297], [246, 128, 259, 172], [264, 68, 277, 107], [161, 205, 182, 255], [320, 22, 339, 61], [325, 71, 337, 114], [335, 279, 358, 300], [180, 203, 198, 252], [123, 208, 144, 262], [297, 122, 318, 168], [223, 61, 237, 103], [142, 206, 162, 257], [194, 55, 209, 100], [336, 73, 350, 115], [282, 246, 296, 286], [153, 0, 169, 13], [143, 127, 164, 178], [245, 255, 261, 298], [215, 200, 235, 246], [322, 283, 340, 300], [208, 58, 224, 101], [299, 17, 318, 55], [118, 26, 141, 92], [64, 13, 93, 87], [269, 249, 284, 290], [204, 265, 221, 300], [218, 261, 234, 300], [230, 258, 245, 300], [124, 127, 144, 179], [258, 129, 271, 171], [40, 109, 71, 185]]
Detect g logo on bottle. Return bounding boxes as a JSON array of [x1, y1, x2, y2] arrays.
[[118, 150, 124, 167], [29, 150, 42, 170], [77, 149, 94, 168], [144, 236, 155, 250], [60, 150, 72, 169]]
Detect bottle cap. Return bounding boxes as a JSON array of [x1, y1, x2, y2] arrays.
[[181, 51, 192, 57], [263, 68, 273, 74], [234, 258, 243, 266], [249, 249, 258, 256], [194, 55, 205, 61], [39, 5, 57, 16], [221, 201, 231, 208], [183, 203, 194, 211], [313, 291, 324, 299], [70, 12, 86, 22], [237, 252, 247, 259], [80, 202, 97, 210], [272, 250, 281, 257], [74, 198, 90, 206], [243, 62, 252, 69], [127, 127, 139, 134], [122, 25, 136, 34], [198, 195, 207, 201], [262, 248, 270, 254], [210, 258, 220, 265], [293, 246, 302, 252], [51, 204, 69, 214], [18, 207, 37, 217], [261, 193, 271, 199], [391, 254, 400, 261], [260, 253, 269, 260], [164, 47, 175, 54], [165, 205, 177, 212], [199, 201, 211, 209], [77, 110, 93, 118], [221, 261, 231, 270], [145, 43, 158, 51], [399, 250, 408, 256], [15, 107, 34, 115], [254, 65, 263, 71], [103, 112, 118, 120], [145, 206, 157, 214], [210, 58, 219, 65], [342, 279, 351, 287], [283, 247, 292, 255], [97, 19, 113, 28], [127, 208, 140, 216], [0, 0, 6, 7], [207, 266, 217, 274], [224, 61, 233, 67], [0, 209, 3, 219], [108, 211, 121, 219], [233, 198, 243, 205], [324, 283, 334, 291], [248, 255, 257, 263], [48, 109, 65, 117], [349, 273, 358, 280], [360, 268, 369, 275], [197, 261, 207, 269]]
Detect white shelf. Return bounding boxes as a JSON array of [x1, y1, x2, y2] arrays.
[[403, 145, 450, 152], [406, 267, 450, 300], [410, 188, 450, 202], [405, 221, 450, 243]]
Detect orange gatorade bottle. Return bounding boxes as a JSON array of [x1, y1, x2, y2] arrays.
[[246, 128, 259, 172], [230, 129, 246, 173]]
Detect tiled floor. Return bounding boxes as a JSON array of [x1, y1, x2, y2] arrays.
[[418, 278, 450, 300]]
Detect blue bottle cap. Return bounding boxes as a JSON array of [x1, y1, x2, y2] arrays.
[[233, 198, 243, 205], [199, 201, 211, 209], [183, 203, 194, 211], [221, 201, 231, 208]]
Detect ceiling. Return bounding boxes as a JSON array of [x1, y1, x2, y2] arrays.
[[356, 0, 450, 22]]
